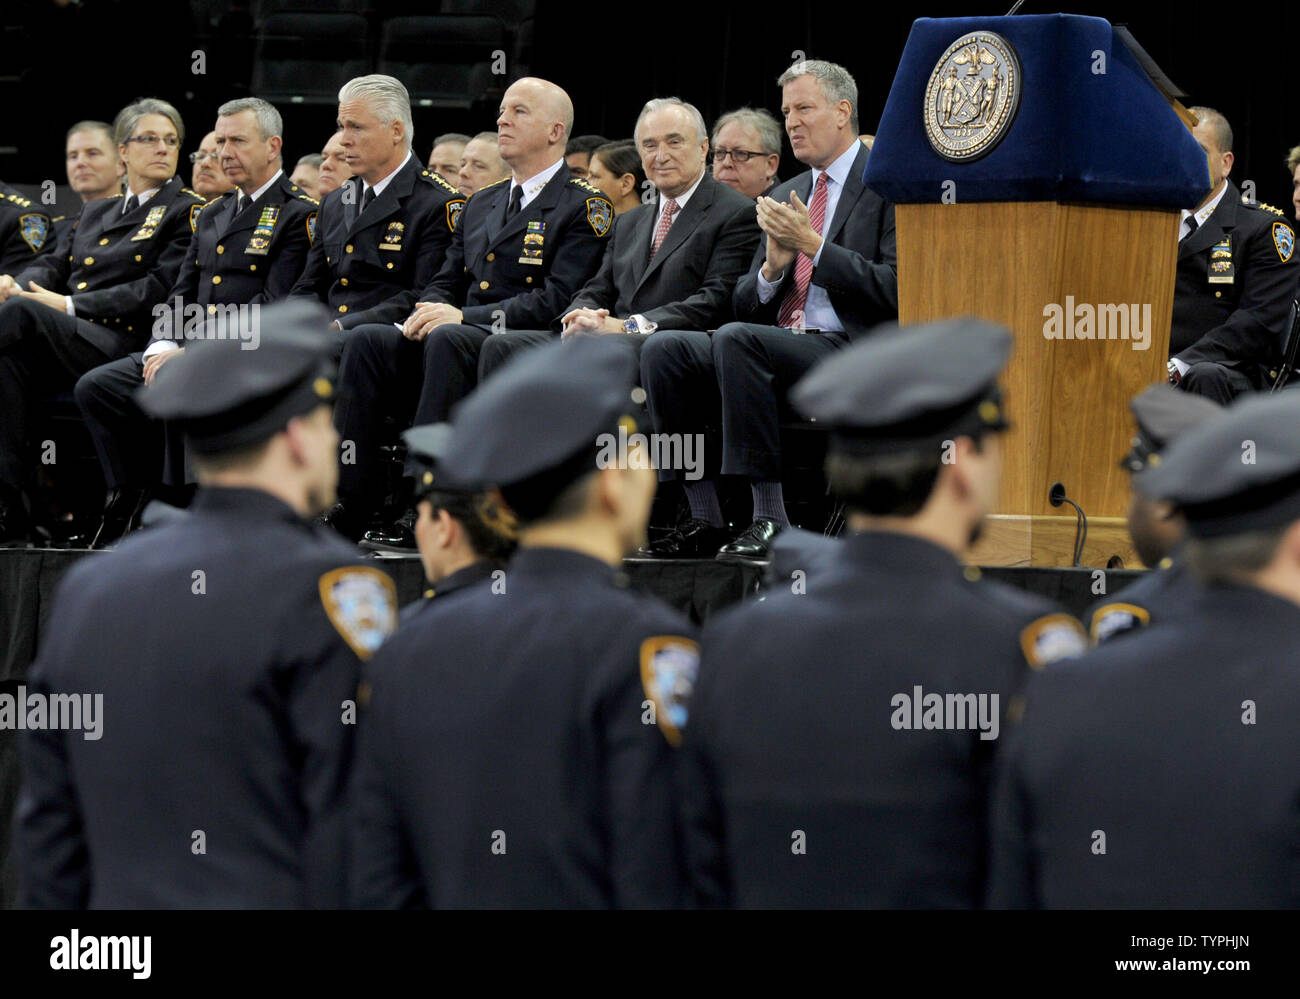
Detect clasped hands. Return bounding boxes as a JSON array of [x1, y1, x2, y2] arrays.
[[0, 275, 67, 311], [757, 190, 823, 282]]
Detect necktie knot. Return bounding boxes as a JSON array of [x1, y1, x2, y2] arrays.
[[123, 193, 139, 216], [360, 185, 376, 214], [506, 183, 524, 220]]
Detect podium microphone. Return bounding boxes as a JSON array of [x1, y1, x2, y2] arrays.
[[1048, 481, 1088, 566]]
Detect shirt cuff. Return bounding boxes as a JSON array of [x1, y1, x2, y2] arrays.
[[757, 271, 781, 304], [1171, 357, 1190, 377], [142, 340, 180, 360], [64, 295, 75, 316]]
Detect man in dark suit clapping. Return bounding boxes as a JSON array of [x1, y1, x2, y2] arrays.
[[639, 61, 898, 560]]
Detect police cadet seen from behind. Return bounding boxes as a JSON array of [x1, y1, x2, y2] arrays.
[[1085, 385, 1221, 643], [353, 337, 696, 908], [397, 421, 517, 620], [677, 319, 1086, 909], [323, 77, 612, 547], [477, 96, 761, 376], [16, 300, 397, 908], [989, 390, 1300, 908], [289, 75, 464, 339], [74, 97, 321, 550], [0, 97, 205, 546], [1168, 107, 1299, 402], [639, 60, 898, 563]]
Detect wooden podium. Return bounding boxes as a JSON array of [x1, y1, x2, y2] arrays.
[[863, 14, 1210, 567]]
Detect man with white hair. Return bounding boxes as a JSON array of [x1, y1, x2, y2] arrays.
[[290, 74, 464, 336], [323, 77, 613, 548], [74, 97, 321, 548]]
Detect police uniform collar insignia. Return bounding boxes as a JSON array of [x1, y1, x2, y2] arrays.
[[18, 213, 49, 252], [130, 204, 168, 241], [379, 220, 405, 251], [1272, 221, 1294, 262], [586, 197, 613, 237], [318, 567, 398, 660], [520, 220, 545, 264], [639, 636, 701, 747]]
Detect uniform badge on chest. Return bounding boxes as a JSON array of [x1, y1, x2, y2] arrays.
[[1207, 236, 1233, 284], [246, 205, 280, 256], [520, 220, 545, 265], [130, 205, 168, 241], [379, 220, 405, 251]]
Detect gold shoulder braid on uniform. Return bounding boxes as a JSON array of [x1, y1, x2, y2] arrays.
[[1255, 201, 1286, 217], [180, 187, 207, 202], [475, 176, 509, 194], [420, 169, 461, 195], [295, 193, 320, 206], [4, 192, 33, 208], [568, 176, 602, 194]]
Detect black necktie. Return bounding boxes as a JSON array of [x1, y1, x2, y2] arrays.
[[1183, 215, 1199, 241], [360, 185, 376, 215], [122, 193, 138, 216], [505, 184, 523, 221]]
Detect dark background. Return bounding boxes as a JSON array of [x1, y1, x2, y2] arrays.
[[0, 0, 1295, 216]]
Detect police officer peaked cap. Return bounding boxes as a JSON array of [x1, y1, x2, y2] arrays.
[[791, 317, 1012, 454], [136, 299, 337, 455], [403, 422, 476, 497], [1136, 391, 1300, 537], [1121, 384, 1222, 473], [442, 336, 641, 490]]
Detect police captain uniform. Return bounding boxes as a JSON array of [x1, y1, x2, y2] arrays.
[[328, 161, 612, 543], [0, 175, 203, 542], [990, 390, 1300, 907], [677, 319, 1087, 908], [15, 300, 398, 907], [0, 183, 53, 274], [1086, 385, 1222, 643], [1170, 179, 1299, 401], [289, 152, 464, 334], [352, 337, 695, 908], [73, 169, 321, 546]]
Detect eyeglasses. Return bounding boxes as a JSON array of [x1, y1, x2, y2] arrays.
[[712, 148, 766, 164], [126, 134, 180, 149], [189, 151, 218, 164]]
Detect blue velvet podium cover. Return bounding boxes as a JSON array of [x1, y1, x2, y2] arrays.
[[863, 14, 1208, 208]]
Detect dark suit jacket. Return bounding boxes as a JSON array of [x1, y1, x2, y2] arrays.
[[422, 164, 612, 331], [289, 155, 464, 329], [170, 172, 317, 308], [568, 173, 760, 330], [733, 142, 896, 338], [1171, 180, 1298, 383], [15, 176, 203, 357]]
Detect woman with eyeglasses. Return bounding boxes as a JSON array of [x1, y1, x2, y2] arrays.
[[0, 97, 205, 547]]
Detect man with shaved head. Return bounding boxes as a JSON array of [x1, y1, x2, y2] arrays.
[[324, 77, 614, 549]]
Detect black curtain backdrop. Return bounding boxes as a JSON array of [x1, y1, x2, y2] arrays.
[[4, 1, 1298, 217]]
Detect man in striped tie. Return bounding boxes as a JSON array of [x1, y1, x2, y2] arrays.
[[639, 60, 898, 561]]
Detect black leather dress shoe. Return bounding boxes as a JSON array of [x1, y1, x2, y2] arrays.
[[90, 486, 150, 550], [716, 518, 784, 564], [635, 517, 732, 558], [360, 508, 417, 553], [316, 500, 372, 543]]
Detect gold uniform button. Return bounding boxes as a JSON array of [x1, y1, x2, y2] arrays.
[[1214, 291, 1222, 298], [76, 281, 87, 289], [340, 277, 348, 286], [486, 252, 495, 262], [479, 280, 489, 290], [134, 254, 142, 262], [84, 256, 94, 265], [249, 264, 256, 271], [525, 276, 533, 284], [345, 244, 354, 253], [338, 305, 348, 313], [208, 304, 217, 314], [386, 262, 393, 269], [97, 238, 108, 246], [127, 326, 133, 332], [212, 275, 222, 285], [216, 245, 224, 254]]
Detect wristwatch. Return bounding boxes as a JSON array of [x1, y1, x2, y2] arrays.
[[623, 314, 658, 335], [1167, 359, 1181, 385]]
